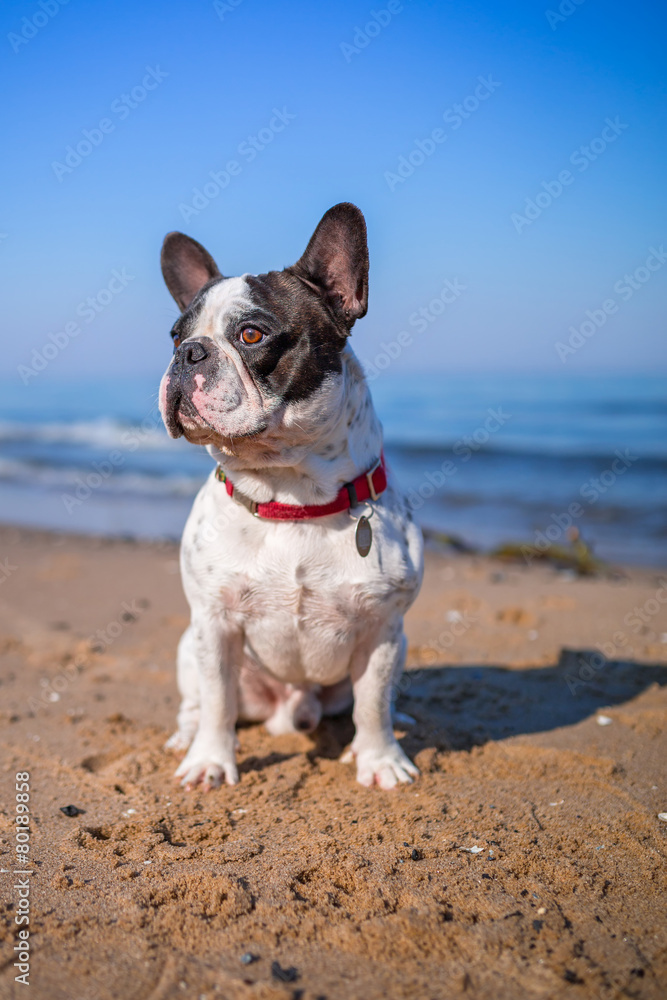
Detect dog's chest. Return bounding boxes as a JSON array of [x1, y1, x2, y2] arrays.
[[182, 483, 421, 684], [240, 567, 381, 683]]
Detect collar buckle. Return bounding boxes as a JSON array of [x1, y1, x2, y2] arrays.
[[217, 466, 259, 515], [233, 489, 259, 516]]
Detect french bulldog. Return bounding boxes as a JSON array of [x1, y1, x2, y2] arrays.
[[159, 203, 424, 790]]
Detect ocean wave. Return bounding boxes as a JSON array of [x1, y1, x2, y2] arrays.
[[0, 418, 172, 451], [2, 419, 665, 464], [385, 439, 667, 467], [0, 456, 205, 496]]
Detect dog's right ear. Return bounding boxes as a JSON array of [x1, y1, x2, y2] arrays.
[[161, 232, 221, 312]]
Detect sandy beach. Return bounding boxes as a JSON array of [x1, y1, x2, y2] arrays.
[[0, 524, 666, 1000]]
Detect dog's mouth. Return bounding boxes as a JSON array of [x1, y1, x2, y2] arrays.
[[166, 392, 268, 447], [160, 382, 213, 443], [160, 362, 270, 447], [175, 398, 214, 442]]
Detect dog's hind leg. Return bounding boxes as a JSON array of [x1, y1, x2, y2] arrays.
[[165, 626, 201, 752], [319, 677, 353, 717]]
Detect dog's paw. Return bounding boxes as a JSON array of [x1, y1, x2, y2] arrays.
[[174, 742, 239, 791], [341, 741, 419, 790]]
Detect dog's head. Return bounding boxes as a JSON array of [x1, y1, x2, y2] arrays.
[[158, 203, 369, 460]]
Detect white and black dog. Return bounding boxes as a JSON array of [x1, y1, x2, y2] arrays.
[[159, 203, 424, 790]]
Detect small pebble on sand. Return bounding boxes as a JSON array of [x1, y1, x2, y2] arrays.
[[658, 813, 667, 822], [271, 961, 298, 983], [60, 804, 85, 817], [596, 715, 613, 726]]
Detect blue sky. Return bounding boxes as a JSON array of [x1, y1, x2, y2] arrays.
[[2, 0, 665, 382]]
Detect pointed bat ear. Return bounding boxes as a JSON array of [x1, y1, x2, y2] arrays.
[[290, 203, 369, 330], [160, 232, 222, 312]]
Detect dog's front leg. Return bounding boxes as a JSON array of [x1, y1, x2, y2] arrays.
[[173, 615, 242, 791], [345, 622, 419, 790]]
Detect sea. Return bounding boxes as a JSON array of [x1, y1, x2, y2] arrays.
[[0, 373, 665, 567]]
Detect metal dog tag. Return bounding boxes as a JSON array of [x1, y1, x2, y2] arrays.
[[355, 515, 373, 557]]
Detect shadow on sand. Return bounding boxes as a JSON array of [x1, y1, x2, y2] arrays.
[[310, 650, 667, 760]]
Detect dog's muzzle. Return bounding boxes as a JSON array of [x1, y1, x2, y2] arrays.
[[161, 337, 217, 437]]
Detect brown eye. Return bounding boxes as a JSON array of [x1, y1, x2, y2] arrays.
[[241, 327, 264, 345], [172, 335, 181, 349]]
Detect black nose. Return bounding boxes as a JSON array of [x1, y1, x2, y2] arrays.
[[296, 719, 313, 732], [178, 341, 208, 365]]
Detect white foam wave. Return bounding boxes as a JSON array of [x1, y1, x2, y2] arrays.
[[0, 456, 204, 497], [0, 418, 172, 451]]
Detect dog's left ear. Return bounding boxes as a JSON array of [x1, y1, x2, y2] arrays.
[[161, 232, 222, 312], [290, 203, 369, 330]]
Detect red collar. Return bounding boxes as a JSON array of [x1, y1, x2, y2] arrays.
[[215, 453, 387, 520]]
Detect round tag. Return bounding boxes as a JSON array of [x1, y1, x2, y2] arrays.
[[355, 516, 373, 557]]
